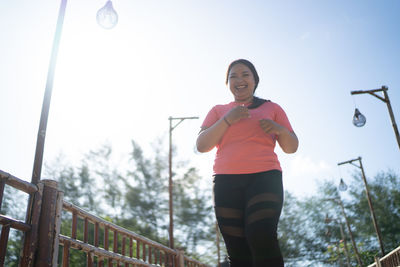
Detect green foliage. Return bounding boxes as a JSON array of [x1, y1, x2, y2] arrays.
[[279, 170, 400, 266], [122, 140, 168, 241], [173, 167, 214, 252], [345, 169, 400, 263]]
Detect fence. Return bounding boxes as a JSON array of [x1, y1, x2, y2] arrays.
[[0, 170, 209, 267], [368, 246, 400, 267]]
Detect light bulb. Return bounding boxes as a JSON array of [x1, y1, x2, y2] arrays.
[[352, 108, 366, 127], [96, 0, 118, 29], [338, 178, 348, 192]]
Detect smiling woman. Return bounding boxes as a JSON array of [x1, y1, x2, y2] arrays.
[[1, 3, 400, 250], [196, 59, 298, 267]]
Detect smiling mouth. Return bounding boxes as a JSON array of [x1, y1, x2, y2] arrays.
[[235, 85, 247, 90]]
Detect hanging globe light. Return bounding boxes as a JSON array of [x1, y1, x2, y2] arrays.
[[338, 178, 348, 192], [96, 0, 118, 29], [352, 108, 366, 127]]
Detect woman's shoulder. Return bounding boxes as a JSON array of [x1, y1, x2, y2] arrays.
[[258, 100, 287, 113], [263, 100, 282, 108]]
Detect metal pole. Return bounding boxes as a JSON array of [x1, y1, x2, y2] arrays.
[[337, 198, 364, 267], [358, 157, 385, 255], [168, 117, 174, 249], [338, 157, 385, 256], [31, 0, 68, 185], [168, 116, 199, 249], [24, 0, 68, 249], [338, 222, 351, 267], [382, 87, 400, 150]]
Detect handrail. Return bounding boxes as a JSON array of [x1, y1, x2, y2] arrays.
[[183, 255, 209, 267], [0, 214, 31, 232], [62, 201, 176, 255], [0, 170, 211, 267], [60, 200, 210, 266], [61, 200, 179, 266], [0, 170, 38, 194], [368, 245, 400, 267], [59, 235, 160, 266]]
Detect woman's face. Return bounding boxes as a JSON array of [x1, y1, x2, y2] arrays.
[[228, 63, 255, 103]]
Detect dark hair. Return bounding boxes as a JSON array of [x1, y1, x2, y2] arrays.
[[226, 59, 268, 109], [225, 59, 260, 91]]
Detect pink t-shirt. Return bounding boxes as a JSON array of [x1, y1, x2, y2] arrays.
[[201, 101, 294, 174]]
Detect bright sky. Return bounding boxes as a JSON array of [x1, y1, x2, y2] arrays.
[[1, 0, 399, 198]]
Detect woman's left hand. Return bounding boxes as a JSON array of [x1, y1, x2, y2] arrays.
[[259, 119, 284, 136], [259, 119, 299, 153]]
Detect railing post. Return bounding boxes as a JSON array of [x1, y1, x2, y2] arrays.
[[52, 190, 64, 267], [374, 256, 382, 267], [176, 249, 185, 267], [20, 182, 44, 267], [34, 179, 62, 267]]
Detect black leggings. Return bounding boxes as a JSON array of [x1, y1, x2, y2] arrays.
[[213, 170, 284, 267]]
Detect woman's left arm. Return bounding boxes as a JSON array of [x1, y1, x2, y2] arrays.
[[259, 119, 299, 153]]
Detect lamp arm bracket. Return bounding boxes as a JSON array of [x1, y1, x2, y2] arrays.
[[171, 119, 185, 131], [169, 116, 199, 132], [338, 158, 359, 166], [368, 92, 387, 103], [350, 162, 361, 169]]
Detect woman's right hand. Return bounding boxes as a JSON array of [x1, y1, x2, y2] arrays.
[[224, 105, 250, 125]]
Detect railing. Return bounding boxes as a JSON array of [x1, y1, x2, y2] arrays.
[[368, 246, 400, 267], [0, 170, 210, 267], [59, 201, 207, 266], [0, 170, 44, 266]]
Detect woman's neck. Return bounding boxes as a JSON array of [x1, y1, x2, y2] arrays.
[[234, 96, 253, 104]]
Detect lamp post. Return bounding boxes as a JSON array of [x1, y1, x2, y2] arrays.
[[168, 116, 198, 249], [324, 198, 363, 267], [351, 86, 400, 151], [27, 0, 117, 240], [338, 157, 385, 256], [324, 215, 351, 267], [31, 0, 118, 185]]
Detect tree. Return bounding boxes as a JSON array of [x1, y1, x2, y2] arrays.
[[173, 167, 214, 253], [346, 170, 400, 263], [278, 170, 400, 266], [121, 140, 169, 242]]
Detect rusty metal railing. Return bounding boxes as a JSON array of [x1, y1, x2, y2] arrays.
[[1, 169, 210, 267], [368, 245, 400, 267], [60, 201, 175, 266], [0, 170, 44, 267], [59, 201, 209, 267]]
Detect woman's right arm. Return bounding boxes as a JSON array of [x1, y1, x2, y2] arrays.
[[196, 106, 250, 153], [196, 118, 230, 153]]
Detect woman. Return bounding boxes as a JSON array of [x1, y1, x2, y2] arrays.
[[196, 59, 298, 267]]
